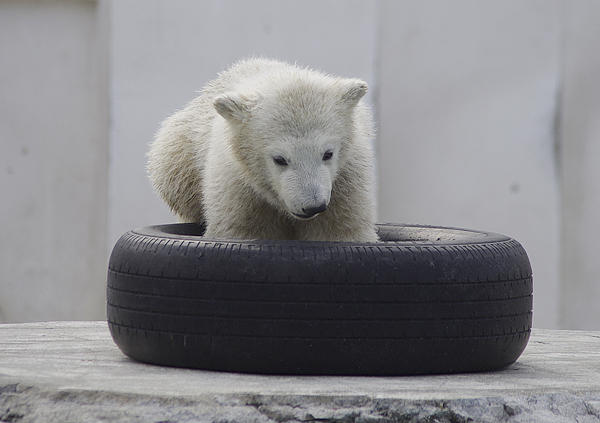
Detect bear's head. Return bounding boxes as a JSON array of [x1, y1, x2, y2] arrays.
[[213, 75, 368, 220]]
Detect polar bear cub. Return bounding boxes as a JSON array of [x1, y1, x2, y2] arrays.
[[147, 58, 378, 242]]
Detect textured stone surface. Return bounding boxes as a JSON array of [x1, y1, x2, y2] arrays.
[[0, 322, 599, 422]]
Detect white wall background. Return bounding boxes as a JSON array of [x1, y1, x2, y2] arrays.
[[378, 1, 562, 328], [0, 0, 108, 322], [2, 0, 600, 330]]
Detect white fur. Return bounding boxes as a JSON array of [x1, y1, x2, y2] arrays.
[[147, 58, 378, 242]]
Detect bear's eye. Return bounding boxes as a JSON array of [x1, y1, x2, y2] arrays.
[[323, 150, 334, 161], [273, 156, 288, 166]]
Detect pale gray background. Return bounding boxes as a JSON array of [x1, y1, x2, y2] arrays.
[[2, 0, 599, 330]]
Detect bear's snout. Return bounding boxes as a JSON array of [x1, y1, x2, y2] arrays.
[[291, 202, 327, 220], [302, 203, 327, 218]]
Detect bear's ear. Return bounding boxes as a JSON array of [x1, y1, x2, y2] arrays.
[[340, 79, 368, 105], [214, 93, 254, 124]]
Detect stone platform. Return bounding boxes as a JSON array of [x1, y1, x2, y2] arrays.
[[0, 322, 599, 422]]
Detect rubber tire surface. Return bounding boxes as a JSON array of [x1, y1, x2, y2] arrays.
[[107, 223, 532, 375]]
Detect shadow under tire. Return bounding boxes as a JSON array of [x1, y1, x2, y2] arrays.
[[107, 223, 533, 375]]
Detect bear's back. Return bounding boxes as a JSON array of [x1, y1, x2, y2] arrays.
[[202, 58, 295, 99]]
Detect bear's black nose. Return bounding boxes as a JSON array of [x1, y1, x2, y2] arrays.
[[302, 203, 327, 218]]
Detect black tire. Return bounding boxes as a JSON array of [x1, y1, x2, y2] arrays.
[[107, 223, 532, 375]]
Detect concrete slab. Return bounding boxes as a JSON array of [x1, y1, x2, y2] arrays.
[[0, 321, 599, 422]]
